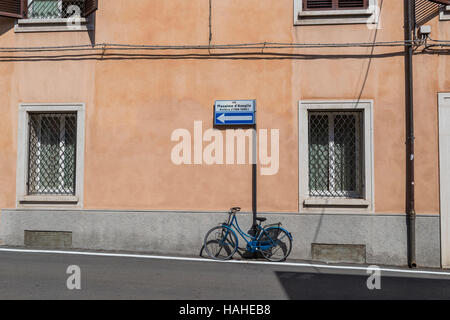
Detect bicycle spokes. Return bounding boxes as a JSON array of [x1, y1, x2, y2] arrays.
[[259, 228, 292, 262], [204, 226, 238, 260]]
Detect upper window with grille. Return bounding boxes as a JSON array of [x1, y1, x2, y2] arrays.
[[0, 0, 97, 19], [294, 0, 378, 25], [0, 0, 98, 32], [26, 0, 97, 19]]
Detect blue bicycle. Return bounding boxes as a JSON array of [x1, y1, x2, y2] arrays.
[[203, 207, 293, 262]]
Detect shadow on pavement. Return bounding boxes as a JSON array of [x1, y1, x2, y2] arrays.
[[275, 271, 450, 300]]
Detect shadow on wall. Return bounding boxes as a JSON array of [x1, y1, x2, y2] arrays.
[[0, 17, 14, 37], [88, 13, 95, 46], [275, 271, 450, 300]]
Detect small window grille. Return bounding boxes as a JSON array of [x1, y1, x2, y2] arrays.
[[27, 0, 86, 19]]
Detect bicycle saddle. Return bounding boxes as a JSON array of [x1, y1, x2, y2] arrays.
[[256, 217, 267, 222], [230, 207, 241, 213]]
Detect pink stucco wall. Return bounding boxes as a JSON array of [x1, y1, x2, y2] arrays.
[[0, 0, 448, 214]]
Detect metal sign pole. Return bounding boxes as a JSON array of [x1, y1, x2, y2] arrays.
[[213, 99, 257, 234], [252, 123, 257, 234]]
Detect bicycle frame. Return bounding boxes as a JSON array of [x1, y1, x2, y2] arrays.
[[222, 213, 288, 253]]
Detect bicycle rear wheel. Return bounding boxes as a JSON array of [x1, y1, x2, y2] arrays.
[[258, 227, 292, 262], [204, 225, 238, 260]]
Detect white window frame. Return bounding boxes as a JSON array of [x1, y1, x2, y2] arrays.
[[441, 5, 450, 21], [294, 0, 379, 26], [16, 103, 85, 208], [299, 100, 374, 213], [14, 0, 93, 33], [439, 92, 450, 268]]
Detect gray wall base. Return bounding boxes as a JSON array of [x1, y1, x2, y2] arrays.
[[0, 209, 441, 267]]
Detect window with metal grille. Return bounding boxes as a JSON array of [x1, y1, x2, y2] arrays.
[[308, 111, 364, 198], [21, 0, 97, 19], [27, 113, 77, 195], [303, 0, 368, 10], [27, 0, 83, 19]]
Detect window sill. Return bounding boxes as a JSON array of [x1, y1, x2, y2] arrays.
[[441, 6, 450, 21], [19, 195, 79, 205], [304, 198, 370, 207], [295, 9, 376, 25], [14, 18, 92, 33]]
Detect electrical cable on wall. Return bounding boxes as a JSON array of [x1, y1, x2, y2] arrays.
[[0, 40, 448, 56], [0, 40, 434, 53]]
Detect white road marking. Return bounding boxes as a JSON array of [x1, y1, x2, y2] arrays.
[[0, 247, 449, 276]]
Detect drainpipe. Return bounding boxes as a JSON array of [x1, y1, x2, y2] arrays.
[[404, 0, 417, 268]]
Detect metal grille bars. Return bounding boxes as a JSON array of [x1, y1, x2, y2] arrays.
[[27, 112, 77, 195], [27, 0, 85, 19], [308, 111, 363, 198]]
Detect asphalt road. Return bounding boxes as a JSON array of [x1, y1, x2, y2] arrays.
[[0, 248, 450, 300]]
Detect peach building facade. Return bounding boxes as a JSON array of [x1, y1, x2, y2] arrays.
[[0, 0, 449, 267]]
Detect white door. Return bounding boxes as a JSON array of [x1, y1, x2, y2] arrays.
[[439, 93, 450, 268]]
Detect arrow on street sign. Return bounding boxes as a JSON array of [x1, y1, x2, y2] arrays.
[[216, 113, 254, 124]]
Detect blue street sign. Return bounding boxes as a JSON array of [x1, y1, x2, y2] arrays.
[[214, 100, 256, 126]]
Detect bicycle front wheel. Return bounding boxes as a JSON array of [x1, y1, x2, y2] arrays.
[[258, 227, 292, 262], [204, 225, 238, 261]]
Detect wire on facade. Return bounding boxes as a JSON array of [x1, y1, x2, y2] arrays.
[[0, 40, 448, 54]]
